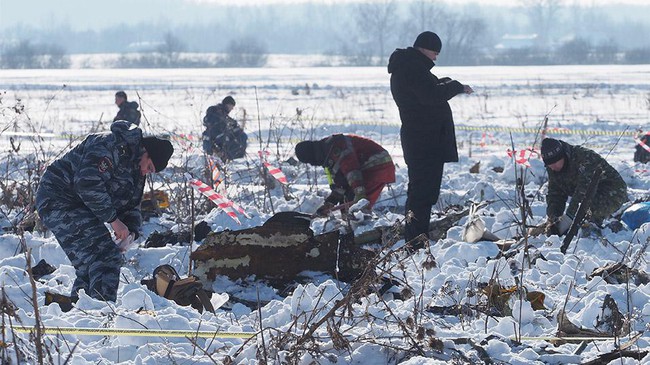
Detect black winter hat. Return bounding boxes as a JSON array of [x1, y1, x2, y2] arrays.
[[295, 141, 320, 165], [222, 96, 236, 106], [115, 91, 127, 100], [541, 138, 565, 165], [142, 136, 174, 172], [413, 31, 442, 52]]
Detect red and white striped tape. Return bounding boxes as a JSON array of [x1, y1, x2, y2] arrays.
[[207, 156, 224, 190], [635, 137, 650, 153], [507, 148, 539, 168], [258, 150, 288, 185], [187, 176, 242, 224], [479, 132, 496, 147]]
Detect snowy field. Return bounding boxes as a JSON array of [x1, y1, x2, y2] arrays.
[[1, 64, 650, 364]]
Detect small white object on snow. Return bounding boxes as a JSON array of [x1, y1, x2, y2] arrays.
[[462, 203, 500, 243], [349, 198, 369, 212], [115, 233, 136, 253]]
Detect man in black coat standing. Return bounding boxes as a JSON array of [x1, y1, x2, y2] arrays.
[[388, 31, 473, 249]]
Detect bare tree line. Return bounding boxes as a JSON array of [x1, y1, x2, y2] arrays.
[[1, 0, 650, 68]]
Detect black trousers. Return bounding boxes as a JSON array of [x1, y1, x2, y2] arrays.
[[403, 155, 445, 244]]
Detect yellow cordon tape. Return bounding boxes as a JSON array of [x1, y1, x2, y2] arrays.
[[13, 326, 255, 339], [310, 120, 637, 136], [8, 123, 634, 140], [11, 327, 632, 343], [512, 336, 617, 341], [456, 126, 636, 136]]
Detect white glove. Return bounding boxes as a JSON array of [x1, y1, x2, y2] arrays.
[[115, 233, 135, 253], [555, 214, 573, 235]]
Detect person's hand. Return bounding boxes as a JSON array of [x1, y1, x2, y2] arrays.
[[463, 85, 474, 94], [545, 215, 573, 236], [315, 202, 335, 217], [116, 233, 135, 253], [110, 219, 129, 240]]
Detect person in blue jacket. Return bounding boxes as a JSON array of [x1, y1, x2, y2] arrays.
[[36, 121, 173, 304]]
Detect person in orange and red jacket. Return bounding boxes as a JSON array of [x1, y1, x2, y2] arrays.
[[295, 134, 396, 216]]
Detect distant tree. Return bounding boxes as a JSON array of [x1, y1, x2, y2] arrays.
[[1, 40, 38, 69], [157, 32, 187, 66], [337, 42, 375, 67], [624, 47, 650, 64], [591, 42, 619, 64], [222, 36, 268, 67], [520, 0, 562, 48], [438, 13, 487, 65], [353, 0, 398, 64], [556, 37, 591, 65], [0, 40, 70, 69], [41, 43, 71, 68], [401, 1, 446, 41], [402, 4, 487, 66]]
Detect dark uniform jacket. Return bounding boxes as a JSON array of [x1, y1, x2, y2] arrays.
[[320, 134, 395, 204], [202, 103, 247, 159], [388, 47, 465, 162], [546, 140, 627, 219], [37, 121, 145, 235], [114, 101, 141, 125], [203, 103, 233, 138]]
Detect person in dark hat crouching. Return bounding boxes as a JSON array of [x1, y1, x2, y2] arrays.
[[202, 95, 248, 161], [295, 134, 395, 217], [36, 121, 173, 307], [541, 137, 627, 235]]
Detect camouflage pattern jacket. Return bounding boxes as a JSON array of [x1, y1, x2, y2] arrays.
[[546, 140, 627, 219], [38, 121, 146, 234]]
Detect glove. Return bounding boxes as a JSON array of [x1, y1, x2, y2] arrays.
[[115, 233, 135, 253], [315, 202, 335, 217], [546, 215, 572, 236]]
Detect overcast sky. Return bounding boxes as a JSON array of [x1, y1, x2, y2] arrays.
[[192, 0, 650, 5], [1, 0, 648, 31]]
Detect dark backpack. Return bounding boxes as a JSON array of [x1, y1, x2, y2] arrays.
[[141, 264, 215, 313]]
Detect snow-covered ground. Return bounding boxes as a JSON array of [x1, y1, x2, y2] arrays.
[[1, 65, 649, 364]]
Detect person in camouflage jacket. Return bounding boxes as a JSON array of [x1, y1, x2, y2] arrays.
[[114, 91, 141, 125], [541, 137, 628, 234], [295, 134, 396, 216], [36, 121, 173, 303]]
